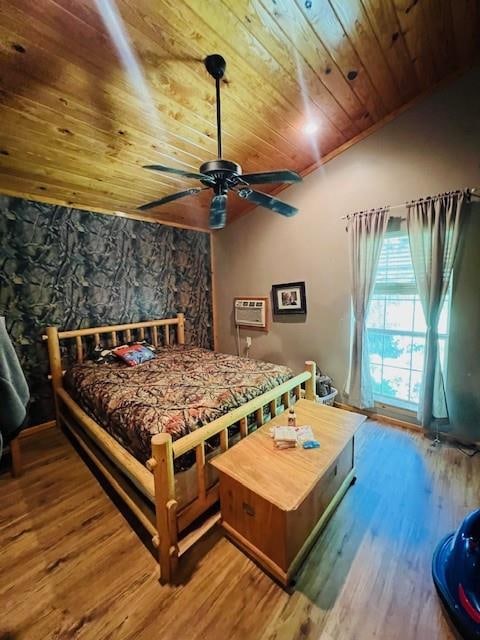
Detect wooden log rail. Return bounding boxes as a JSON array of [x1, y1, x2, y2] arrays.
[[172, 366, 313, 459], [42, 314, 185, 370]]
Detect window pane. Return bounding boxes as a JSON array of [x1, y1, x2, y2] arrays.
[[375, 234, 417, 292], [438, 298, 449, 335], [383, 334, 412, 368], [413, 299, 427, 333], [438, 338, 446, 370], [411, 336, 425, 371], [381, 366, 410, 402], [409, 370, 423, 404], [370, 364, 382, 395], [385, 297, 414, 331], [367, 298, 385, 329], [367, 330, 383, 364]]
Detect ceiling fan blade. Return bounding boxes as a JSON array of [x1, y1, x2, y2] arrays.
[[209, 194, 227, 229], [237, 188, 298, 217], [138, 188, 202, 211], [241, 170, 302, 185], [143, 164, 215, 183]]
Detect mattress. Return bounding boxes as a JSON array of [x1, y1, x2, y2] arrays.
[[64, 345, 293, 471]]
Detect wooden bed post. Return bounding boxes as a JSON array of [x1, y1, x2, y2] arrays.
[[149, 433, 179, 584], [304, 361, 317, 401], [176, 313, 185, 345], [47, 326, 62, 425]]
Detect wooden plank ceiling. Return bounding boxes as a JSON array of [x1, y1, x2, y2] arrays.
[[0, 0, 478, 230]]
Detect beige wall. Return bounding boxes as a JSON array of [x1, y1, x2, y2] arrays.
[[214, 66, 480, 431]]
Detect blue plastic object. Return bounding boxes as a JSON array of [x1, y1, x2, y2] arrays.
[[432, 508, 480, 639], [302, 440, 320, 449]]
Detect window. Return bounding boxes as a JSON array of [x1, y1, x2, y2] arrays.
[[366, 229, 450, 411]]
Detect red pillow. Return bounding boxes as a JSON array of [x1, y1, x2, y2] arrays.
[[113, 344, 155, 367]]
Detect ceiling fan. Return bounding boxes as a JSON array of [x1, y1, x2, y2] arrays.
[[138, 54, 302, 229]]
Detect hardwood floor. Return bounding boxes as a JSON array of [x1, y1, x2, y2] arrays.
[[1, 421, 478, 640]]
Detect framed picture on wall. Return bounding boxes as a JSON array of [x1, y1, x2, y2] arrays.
[[272, 281, 307, 315]]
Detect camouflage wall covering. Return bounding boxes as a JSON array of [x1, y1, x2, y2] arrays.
[[0, 195, 212, 426]]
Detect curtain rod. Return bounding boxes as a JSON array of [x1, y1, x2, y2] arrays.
[[341, 187, 480, 220]]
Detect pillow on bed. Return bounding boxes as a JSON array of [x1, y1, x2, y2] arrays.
[[88, 340, 155, 364], [112, 343, 156, 367]]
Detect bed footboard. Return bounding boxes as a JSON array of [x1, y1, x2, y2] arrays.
[[148, 361, 316, 583]]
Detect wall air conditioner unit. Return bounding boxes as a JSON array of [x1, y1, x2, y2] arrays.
[[234, 297, 268, 331]]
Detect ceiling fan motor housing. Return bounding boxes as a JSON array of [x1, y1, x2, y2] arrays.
[[199, 159, 242, 186]]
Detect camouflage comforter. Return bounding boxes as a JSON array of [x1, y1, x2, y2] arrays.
[[65, 345, 293, 467]]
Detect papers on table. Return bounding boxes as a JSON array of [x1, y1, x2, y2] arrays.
[[270, 426, 319, 449]]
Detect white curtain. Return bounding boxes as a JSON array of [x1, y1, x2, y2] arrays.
[[407, 191, 465, 427], [345, 208, 389, 408]]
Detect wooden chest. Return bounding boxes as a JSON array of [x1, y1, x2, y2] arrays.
[[210, 400, 366, 586]]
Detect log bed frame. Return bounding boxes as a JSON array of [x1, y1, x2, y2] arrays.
[[44, 313, 316, 583]]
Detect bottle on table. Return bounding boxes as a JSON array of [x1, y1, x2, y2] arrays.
[[288, 407, 297, 428]]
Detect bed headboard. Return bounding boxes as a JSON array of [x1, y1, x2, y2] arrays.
[[43, 314, 185, 387]]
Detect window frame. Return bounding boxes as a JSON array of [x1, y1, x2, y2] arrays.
[[366, 226, 451, 411]]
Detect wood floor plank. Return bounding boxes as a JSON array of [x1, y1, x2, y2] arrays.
[[1, 421, 477, 639]]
